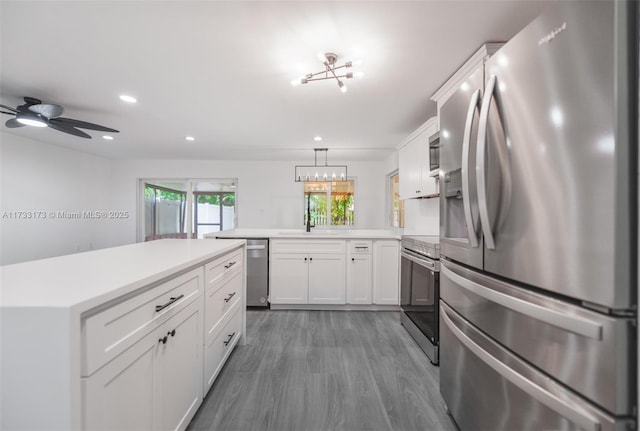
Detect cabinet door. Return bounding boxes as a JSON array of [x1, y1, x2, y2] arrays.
[[373, 241, 400, 305], [407, 136, 427, 197], [159, 300, 203, 431], [308, 253, 346, 304], [83, 328, 160, 430], [270, 253, 309, 304], [347, 254, 372, 304]]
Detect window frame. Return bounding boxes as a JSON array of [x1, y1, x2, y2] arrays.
[[302, 178, 356, 228]]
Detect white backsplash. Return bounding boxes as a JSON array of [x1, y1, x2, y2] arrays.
[[403, 197, 439, 236]]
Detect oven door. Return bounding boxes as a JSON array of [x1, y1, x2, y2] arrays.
[[400, 249, 440, 347]]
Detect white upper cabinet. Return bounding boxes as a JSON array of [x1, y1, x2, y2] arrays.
[[398, 117, 438, 199]]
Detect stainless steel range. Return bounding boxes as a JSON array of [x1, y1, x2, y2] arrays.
[[400, 235, 440, 365]]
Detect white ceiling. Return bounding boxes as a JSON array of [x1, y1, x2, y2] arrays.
[[0, 0, 550, 161]]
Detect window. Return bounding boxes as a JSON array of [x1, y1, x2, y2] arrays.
[[303, 180, 355, 226], [144, 183, 187, 241], [142, 180, 236, 241], [193, 192, 236, 238], [390, 172, 404, 228]]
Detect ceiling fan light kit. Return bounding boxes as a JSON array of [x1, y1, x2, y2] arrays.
[[291, 52, 362, 93], [1, 97, 119, 139], [294, 148, 348, 182]]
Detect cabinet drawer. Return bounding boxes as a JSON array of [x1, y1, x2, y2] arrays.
[[204, 248, 243, 291], [349, 240, 372, 254], [271, 239, 346, 254], [204, 302, 242, 394], [82, 267, 203, 376], [205, 270, 242, 340]]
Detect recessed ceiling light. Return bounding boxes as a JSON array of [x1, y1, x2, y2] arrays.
[[314, 136, 323, 141], [119, 95, 137, 103], [102, 135, 114, 140], [185, 136, 195, 141]]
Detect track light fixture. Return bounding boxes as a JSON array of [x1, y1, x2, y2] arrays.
[[291, 53, 362, 93]]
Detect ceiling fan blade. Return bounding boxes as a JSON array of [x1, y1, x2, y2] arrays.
[[48, 121, 91, 138], [5, 118, 25, 128], [28, 103, 64, 119], [52, 117, 119, 132], [0, 104, 18, 113], [23, 97, 42, 106]]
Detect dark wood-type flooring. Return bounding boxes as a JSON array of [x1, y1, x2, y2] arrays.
[[188, 310, 458, 431]]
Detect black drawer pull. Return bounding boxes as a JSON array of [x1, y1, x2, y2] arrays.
[[224, 261, 237, 269], [155, 294, 184, 312], [168, 329, 176, 337], [352, 257, 355, 261], [223, 332, 236, 346], [159, 335, 168, 345], [224, 292, 237, 303]]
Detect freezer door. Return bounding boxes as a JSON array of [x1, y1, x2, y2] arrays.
[[477, 1, 635, 309], [441, 260, 636, 416], [439, 301, 634, 431], [439, 64, 484, 269]]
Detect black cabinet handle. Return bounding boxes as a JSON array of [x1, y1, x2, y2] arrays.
[[224, 292, 237, 303], [159, 335, 168, 345], [224, 261, 237, 269], [309, 257, 313, 261], [155, 294, 184, 312], [352, 257, 355, 261], [416, 190, 421, 194], [304, 257, 307, 261], [223, 332, 236, 346], [168, 329, 176, 337]]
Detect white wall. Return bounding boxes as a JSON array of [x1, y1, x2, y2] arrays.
[[0, 132, 389, 264], [109, 159, 387, 247], [403, 198, 439, 235], [0, 133, 113, 265], [380, 150, 440, 235]]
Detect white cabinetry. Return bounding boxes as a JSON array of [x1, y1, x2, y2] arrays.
[[346, 240, 372, 304], [203, 249, 244, 392], [83, 275, 204, 431], [373, 240, 400, 305], [270, 240, 346, 305], [398, 117, 438, 199]]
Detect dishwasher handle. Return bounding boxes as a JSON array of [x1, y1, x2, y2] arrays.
[[246, 245, 266, 250]]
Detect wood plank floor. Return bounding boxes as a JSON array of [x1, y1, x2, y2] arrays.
[[188, 310, 458, 431]]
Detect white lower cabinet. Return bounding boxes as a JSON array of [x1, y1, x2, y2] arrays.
[[308, 254, 345, 304], [83, 298, 202, 431], [346, 241, 373, 304], [270, 253, 309, 304], [81, 245, 245, 431], [373, 240, 400, 305], [270, 239, 399, 307]]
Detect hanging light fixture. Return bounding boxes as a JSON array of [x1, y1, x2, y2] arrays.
[[295, 148, 348, 182], [291, 53, 363, 93]]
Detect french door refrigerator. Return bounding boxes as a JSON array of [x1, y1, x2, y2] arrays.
[[438, 2, 637, 431]]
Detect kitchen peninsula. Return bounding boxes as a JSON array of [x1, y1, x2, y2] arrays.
[[1, 239, 246, 430], [212, 229, 401, 309]]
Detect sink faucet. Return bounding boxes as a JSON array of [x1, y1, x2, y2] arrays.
[[306, 192, 315, 232]]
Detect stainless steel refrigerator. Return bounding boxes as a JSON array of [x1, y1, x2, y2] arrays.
[[438, 2, 637, 430]]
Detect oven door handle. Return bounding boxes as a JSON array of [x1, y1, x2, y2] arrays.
[[401, 250, 436, 271]]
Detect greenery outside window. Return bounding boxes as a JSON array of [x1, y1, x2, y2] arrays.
[[304, 180, 355, 226], [390, 172, 404, 228]]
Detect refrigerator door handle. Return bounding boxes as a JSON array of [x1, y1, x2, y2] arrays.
[[476, 75, 497, 249], [462, 88, 482, 248], [441, 305, 602, 431], [441, 264, 603, 340]]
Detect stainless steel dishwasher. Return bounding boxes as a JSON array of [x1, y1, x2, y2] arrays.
[[245, 238, 269, 307]]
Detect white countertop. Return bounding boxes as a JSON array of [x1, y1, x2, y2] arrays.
[[209, 228, 401, 240], [0, 239, 245, 311]]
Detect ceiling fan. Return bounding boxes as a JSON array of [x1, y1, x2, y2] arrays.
[[0, 97, 119, 139]]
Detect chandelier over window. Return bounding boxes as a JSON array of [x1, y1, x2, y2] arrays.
[[295, 148, 348, 182], [291, 53, 363, 93]]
